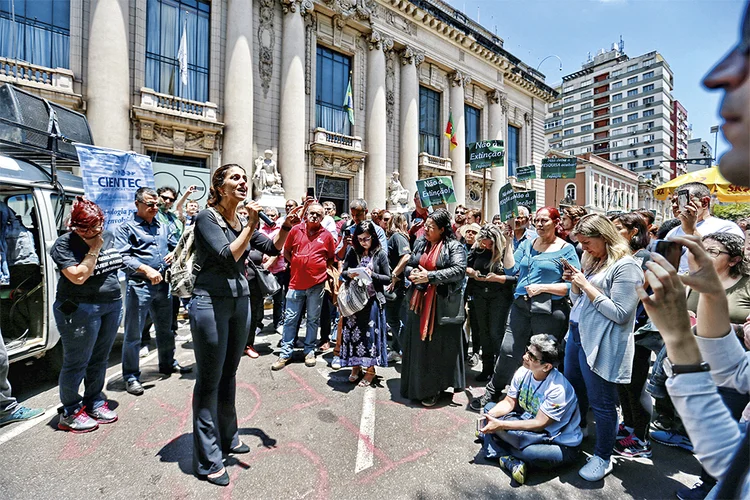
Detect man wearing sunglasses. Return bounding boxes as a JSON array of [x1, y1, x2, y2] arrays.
[[115, 187, 191, 396]]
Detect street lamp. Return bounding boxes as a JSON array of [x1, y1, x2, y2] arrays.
[[710, 125, 719, 163], [536, 55, 563, 74]]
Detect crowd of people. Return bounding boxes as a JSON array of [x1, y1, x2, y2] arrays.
[[0, 2, 749, 495]]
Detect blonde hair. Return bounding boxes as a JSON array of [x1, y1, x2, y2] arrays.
[[474, 224, 507, 270], [572, 214, 631, 274]]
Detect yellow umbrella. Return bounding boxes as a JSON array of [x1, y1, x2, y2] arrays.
[[654, 166, 750, 202]]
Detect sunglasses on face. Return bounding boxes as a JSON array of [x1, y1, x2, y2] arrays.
[[160, 195, 175, 203], [307, 212, 323, 218], [139, 201, 158, 208], [525, 348, 541, 363]]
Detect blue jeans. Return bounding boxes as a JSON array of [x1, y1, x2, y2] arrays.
[[280, 283, 325, 359], [122, 281, 175, 381], [54, 299, 122, 415], [564, 322, 618, 461], [482, 402, 580, 469]]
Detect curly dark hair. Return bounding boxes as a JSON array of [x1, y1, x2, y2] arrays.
[[427, 208, 456, 241], [702, 232, 749, 277], [207, 163, 245, 208]]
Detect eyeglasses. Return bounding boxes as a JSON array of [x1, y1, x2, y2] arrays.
[[357, 236, 372, 243], [705, 248, 730, 258], [74, 225, 102, 233], [455, 210, 466, 215], [159, 195, 175, 202], [307, 212, 323, 218], [382, 217, 392, 223], [324, 207, 334, 212], [525, 348, 541, 363], [138, 201, 158, 208]]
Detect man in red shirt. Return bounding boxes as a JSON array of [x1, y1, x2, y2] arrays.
[[272, 203, 335, 370]]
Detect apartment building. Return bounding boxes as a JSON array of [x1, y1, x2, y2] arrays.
[[671, 100, 689, 177], [545, 45, 676, 186]]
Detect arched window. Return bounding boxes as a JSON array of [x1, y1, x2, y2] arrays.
[[594, 183, 599, 206], [565, 183, 576, 203]]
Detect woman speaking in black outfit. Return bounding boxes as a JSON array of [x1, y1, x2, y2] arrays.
[[189, 164, 262, 486]]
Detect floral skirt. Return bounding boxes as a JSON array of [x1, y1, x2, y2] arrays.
[[340, 298, 388, 368]]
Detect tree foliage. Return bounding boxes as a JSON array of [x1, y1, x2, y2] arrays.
[[713, 203, 750, 222]]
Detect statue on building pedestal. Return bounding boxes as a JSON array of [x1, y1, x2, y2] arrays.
[[253, 150, 285, 196], [387, 171, 410, 213]]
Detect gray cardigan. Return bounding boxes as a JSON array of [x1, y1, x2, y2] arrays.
[[569, 255, 643, 383]]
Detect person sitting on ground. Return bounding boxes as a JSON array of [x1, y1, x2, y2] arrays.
[[479, 334, 582, 486]]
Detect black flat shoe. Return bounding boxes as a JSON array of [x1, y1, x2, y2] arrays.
[[229, 442, 250, 454], [160, 363, 194, 375], [201, 470, 230, 487], [475, 372, 492, 382]]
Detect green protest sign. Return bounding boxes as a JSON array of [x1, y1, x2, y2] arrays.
[[498, 182, 518, 221], [513, 190, 537, 213], [541, 157, 577, 179], [467, 140, 505, 171], [515, 164, 536, 181], [416, 176, 457, 207]]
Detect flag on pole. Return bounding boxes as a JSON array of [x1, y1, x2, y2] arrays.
[[343, 78, 354, 125], [445, 110, 458, 151], [177, 21, 188, 87]]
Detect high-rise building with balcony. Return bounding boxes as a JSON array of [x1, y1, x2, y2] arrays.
[[671, 100, 689, 177], [545, 45, 676, 185]]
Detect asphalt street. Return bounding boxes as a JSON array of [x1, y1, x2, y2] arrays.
[[1, 312, 702, 500]]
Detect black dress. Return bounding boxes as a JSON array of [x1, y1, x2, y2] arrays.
[[400, 238, 467, 401]]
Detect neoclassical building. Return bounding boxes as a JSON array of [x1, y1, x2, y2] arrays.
[[0, 0, 556, 215]]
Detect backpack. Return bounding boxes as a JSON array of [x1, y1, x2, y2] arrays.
[[167, 207, 226, 298]]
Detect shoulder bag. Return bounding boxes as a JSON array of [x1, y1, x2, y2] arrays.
[[247, 259, 281, 297]]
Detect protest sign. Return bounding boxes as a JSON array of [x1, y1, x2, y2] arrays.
[[415, 176, 457, 207], [467, 140, 504, 171], [515, 164, 537, 181], [513, 190, 537, 212], [76, 144, 155, 231], [541, 157, 577, 179], [498, 182, 518, 221]]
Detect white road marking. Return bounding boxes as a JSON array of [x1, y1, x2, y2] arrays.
[[354, 386, 377, 474]]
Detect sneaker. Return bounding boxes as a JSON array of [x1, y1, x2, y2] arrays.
[[126, 379, 144, 396], [331, 356, 342, 370], [676, 482, 712, 500], [616, 422, 633, 441], [651, 430, 693, 452], [578, 455, 613, 481], [139, 346, 149, 358], [86, 402, 118, 424], [469, 391, 493, 412], [467, 353, 480, 367], [304, 351, 317, 367], [497, 455, 527, 485], [387, 351, 402, 364], [174, 333, 192, 343], [0, 406, 45, 427], [271, 356, 289, 371], [58, 406, 99, 433], [650, 415, 675, 432], [613, 435, 652, 458]]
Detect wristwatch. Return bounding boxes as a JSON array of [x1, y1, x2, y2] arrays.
[[662, 358, 710, 377]]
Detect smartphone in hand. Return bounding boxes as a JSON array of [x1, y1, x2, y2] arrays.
[[654, 239, 682, 270], [677, 189, 690, 213]]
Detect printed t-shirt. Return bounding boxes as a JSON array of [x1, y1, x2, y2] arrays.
[[285, 224, 335, 290]]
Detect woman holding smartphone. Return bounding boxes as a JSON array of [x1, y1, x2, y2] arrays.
[[51, 197, 124, 433], [562, 214, 643, 482]]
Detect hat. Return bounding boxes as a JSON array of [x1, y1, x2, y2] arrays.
[[459, 223, 482, 237]]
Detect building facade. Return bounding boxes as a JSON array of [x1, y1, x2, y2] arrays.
[[545, 45, 676, 187], [543, 151, 640, 217], [686, 137, 713, 173], [671, 99, 689, 177], [0, 0, 556, 216]]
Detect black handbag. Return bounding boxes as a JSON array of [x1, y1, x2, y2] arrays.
[[529, 292, 553, 315], [436, 284, 466, 325], [248, 260, 281, 297]]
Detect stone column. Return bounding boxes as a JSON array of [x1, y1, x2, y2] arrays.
[[399, 46, 422, 201], [487, 89, 507, 217], [86, 0, 130, 150], [278, 0, 312, 201], [223, 0, 253, 168], [364, 31, 391, 209], [449, 71, 470, 205]]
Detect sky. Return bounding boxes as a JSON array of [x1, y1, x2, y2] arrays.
[[445, 0, 747, 159]]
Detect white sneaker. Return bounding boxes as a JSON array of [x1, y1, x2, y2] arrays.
[[387, 351, 402, 364], [578, 455, 613, 481], [331, 356, 342, 370], [139, 346, 149, 358]]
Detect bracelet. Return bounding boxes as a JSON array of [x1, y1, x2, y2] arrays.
[[86, 252, 99, 258]]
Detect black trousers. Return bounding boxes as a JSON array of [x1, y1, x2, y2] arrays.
[[471, 287, 513, 376], [189, 294, 250, 476], [616, 342, 652, 440], [246, 280, 265, 348], [485, 297, 570, 400], [272, 269, 289, 328]]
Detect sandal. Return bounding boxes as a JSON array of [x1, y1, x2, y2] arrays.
[[358, 368, 376, 387], [348, 367, 362, 383]]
